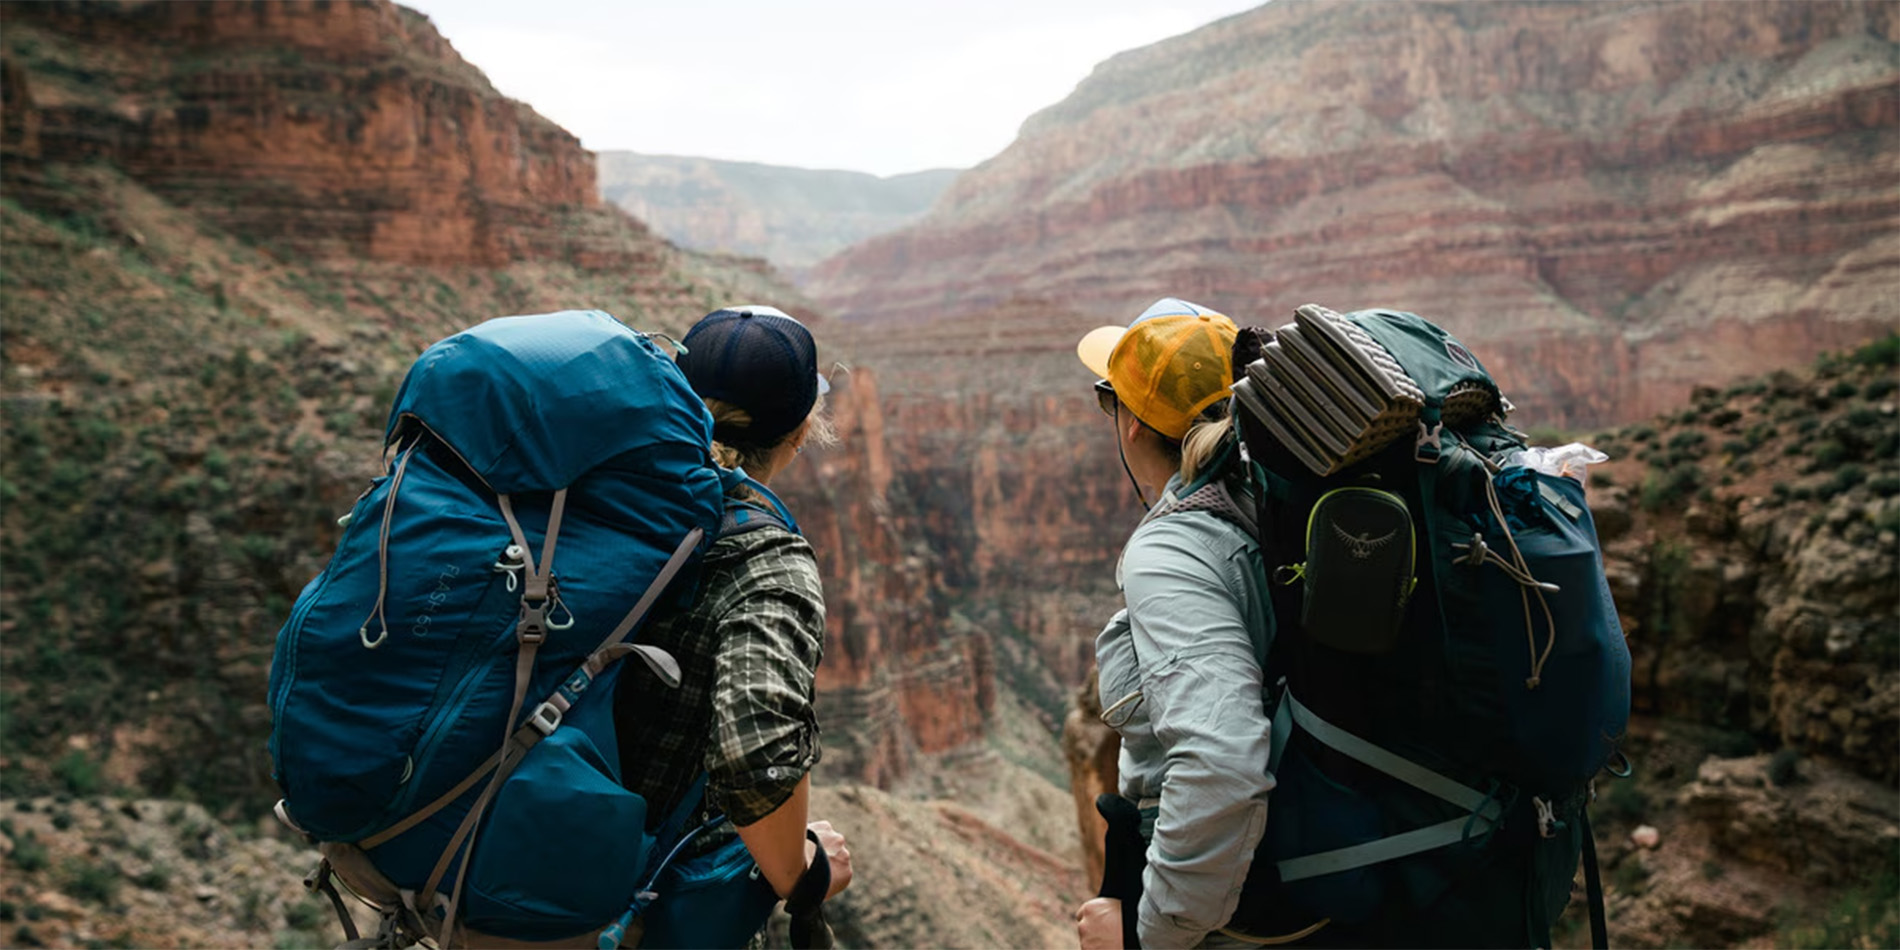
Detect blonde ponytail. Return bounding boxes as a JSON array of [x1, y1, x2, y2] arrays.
[[1179, 414, 1235, 485], [704, 395, 839, 477]]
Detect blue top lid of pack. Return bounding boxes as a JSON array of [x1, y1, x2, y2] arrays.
[[385, 309, 713, 493]]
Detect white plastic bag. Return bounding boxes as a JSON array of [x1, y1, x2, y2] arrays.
[[1505, 442, 1609, 487]]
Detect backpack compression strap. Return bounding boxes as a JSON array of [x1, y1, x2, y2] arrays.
[[1270, 689, 1505, 883], [361, 501, 705, 948]]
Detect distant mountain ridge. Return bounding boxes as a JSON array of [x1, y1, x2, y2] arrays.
[[809, 0, 1899, 429], [598, 152, 959, 279]]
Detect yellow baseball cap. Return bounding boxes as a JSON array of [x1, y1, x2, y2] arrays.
[[1077, 298, 1238, 441]]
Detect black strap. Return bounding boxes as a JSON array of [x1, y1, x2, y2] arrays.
[[307, 860, 361, 943], [1581, 810, 1608, 950], [785, 828, 833, 950]]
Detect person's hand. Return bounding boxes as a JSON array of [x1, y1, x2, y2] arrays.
[[1076, 896, 1123, 950], [806, 819, 852, 899]]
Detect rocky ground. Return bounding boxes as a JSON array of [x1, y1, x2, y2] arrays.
[[0, 783, 1086, 950], [0, 796, 370, 949], [1553, 729, 1899, 949]]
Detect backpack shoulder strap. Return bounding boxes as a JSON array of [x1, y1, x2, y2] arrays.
[[721, 500, 789, 539], [718, 469, 802, 539]]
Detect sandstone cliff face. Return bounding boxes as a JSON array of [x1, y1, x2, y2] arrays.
[[810, 0, 1899, 429], [597, 153, 958, 278], [2, 0, 642, 269], [772, 368, 1000, 787]]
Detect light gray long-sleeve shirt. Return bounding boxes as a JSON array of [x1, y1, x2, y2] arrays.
[[1097, 475, 1276, 949]]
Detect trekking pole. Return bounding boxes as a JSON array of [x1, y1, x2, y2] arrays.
[[1096, 794, 1147, 949]]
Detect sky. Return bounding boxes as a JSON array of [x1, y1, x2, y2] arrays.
[[406, 0, 1264, 177]]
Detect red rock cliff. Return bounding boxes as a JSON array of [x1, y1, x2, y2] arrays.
[[2, 0, 640, 268], [809, 0, 1900, 429]]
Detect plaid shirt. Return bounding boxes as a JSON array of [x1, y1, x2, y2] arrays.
[[613, 515, 825, 838]]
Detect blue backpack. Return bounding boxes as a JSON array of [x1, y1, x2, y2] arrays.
[[267, 310, 778, 948], [1224, 307, 1631, 948]]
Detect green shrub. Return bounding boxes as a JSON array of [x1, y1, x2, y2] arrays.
[[61, 859, 120, 904], [1818, 464, 1867, 499], [1667, 430, 1708, 458], [1768, 749, 1803, 787], [1865, 377, 1898, 400], [51, 751, 101, 797], [1869, 475, 1900, 498], [1810, 440, 1848, 468], [1612, 857, 1651, 894], [1627, 425, 1655, 444], [10, 833, 48, 873], [1597, 779, 1650, 824], [1778, 869, 1900, 950], [1641, 463, 1702, 511], [1829, 380, 1859, 400], [1849, 332, 1900, 370], [283, 898, 327, 931], [132, 864, 171, 890]]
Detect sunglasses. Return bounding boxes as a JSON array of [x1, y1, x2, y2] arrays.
[[1094, 379, 1117, 418]]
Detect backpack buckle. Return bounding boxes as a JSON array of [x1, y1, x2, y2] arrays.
[[1415, 421, 1443, 463], [518, 600, 548, 644], [527, 700, 563, 737]]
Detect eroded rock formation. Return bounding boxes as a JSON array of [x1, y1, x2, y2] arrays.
[[2, 0, 645, 268], [810, 0, 1899, 428]]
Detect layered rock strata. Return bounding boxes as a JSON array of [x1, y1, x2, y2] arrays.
[[810, 0, 1900, 429], [2, 0, 644, 268]]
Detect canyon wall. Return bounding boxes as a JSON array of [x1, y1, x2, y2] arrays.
[[597, 152, 959, 278], [810, 0, 1899, 428], [2, 0, 648, 269], [0, 0, 984, 809]]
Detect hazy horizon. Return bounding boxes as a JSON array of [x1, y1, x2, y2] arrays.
[[406, 0, 1263, 177]]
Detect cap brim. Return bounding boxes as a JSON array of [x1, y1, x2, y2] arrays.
[[1077, 326, 1126, 379]]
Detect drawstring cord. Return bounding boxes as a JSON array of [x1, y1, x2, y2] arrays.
[[358, 441, 420, 650], [1452, 475, 1561, 689]]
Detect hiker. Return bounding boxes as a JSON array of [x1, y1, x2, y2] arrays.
[[1074, 300, 1629, 950], [1071, 298, 1268, 950], [614, 304, 853, 946]]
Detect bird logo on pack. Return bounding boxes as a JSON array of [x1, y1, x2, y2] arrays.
[[1333, 523, 1398, 559]]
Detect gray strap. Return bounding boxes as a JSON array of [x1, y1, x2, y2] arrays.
[[423, 643, 538, 946], [1283, 691, 1500, 817], [1279, 814, 1491, 882], [424, 492, 569, 948], [589, 529, 703, 657], [361, 529, 702, 854], [1268, 689, 1292, 777], [1272, 690, 1503, 882]]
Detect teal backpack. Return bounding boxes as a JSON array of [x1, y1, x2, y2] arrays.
[[1224, 306, 1631, 948], [268, 311, 787, 949]]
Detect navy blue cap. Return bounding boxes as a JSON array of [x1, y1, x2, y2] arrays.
[[677, 305, 829, 448]]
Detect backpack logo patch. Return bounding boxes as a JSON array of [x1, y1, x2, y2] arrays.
[[1333, 523, 1398, 559], [1444, 340, 1480, 371]]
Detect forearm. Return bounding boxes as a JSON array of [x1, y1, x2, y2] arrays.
[[735, 773, 815, 899]]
